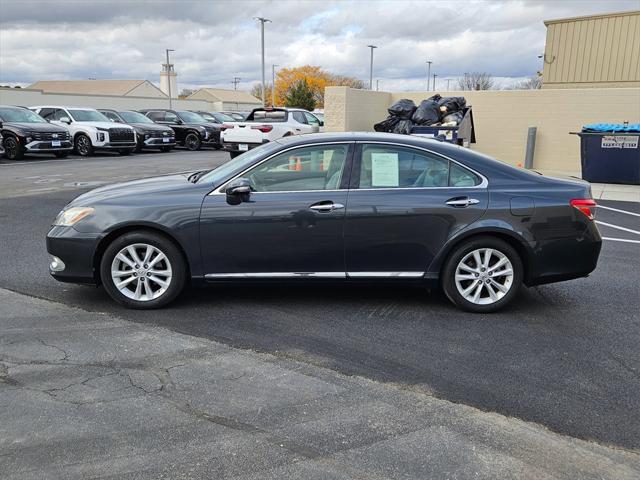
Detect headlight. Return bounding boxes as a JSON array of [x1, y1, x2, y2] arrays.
[[53, 207, 94, 226]]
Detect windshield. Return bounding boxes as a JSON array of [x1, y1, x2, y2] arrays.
[[196, 142, 282, 185], [120, 111, 154, 124], [177, 111, 206, 123], [0, 108, 47, 123], [212, 112, 236, 122], [69, 109, 110, 122]]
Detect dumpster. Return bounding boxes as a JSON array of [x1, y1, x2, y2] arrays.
[[410, 107, 476, 147], [571, 123, 640, 185]]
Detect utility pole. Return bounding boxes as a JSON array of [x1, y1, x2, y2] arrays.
[[165, 49, 174, 109], [367, 45, 377, 90], [426, 60, 432, 91], [254, 17, 271, 106], [433, 74, 438, 91], [231, 77, 241, 90], [376, 79, 379, 91], [445, 78, 451, 90], [271, 64, 278, 107]]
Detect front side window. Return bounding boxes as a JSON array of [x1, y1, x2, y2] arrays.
[[304, 112, 320, 125], [358, 144, 480, 189], [177, 111, 205, 123], [292, 111, 307, 124], [243, 144, 349, 192]]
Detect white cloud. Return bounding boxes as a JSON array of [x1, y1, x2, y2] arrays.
[[1, 0, 637, 91]]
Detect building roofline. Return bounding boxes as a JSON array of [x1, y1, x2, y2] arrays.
[[544, 9, 640, 26]]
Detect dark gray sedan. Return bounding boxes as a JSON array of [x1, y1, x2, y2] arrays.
[[46, 133, 601, 312]]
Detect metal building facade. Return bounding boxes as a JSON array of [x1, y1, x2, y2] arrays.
[[542, 10, 640, 89]]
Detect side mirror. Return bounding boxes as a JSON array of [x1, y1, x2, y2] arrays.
[[319, 120, 324, 127], [225, 178, 252, 196], [59, 116, 71, 124], [175, 119, 183, 125]]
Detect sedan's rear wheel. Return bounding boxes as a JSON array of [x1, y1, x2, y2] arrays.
[[442, 237, 522, 313], [100, 231, 186, 309]]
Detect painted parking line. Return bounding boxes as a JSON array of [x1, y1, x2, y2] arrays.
[[603, 237, 640, 244], [598, 205, 640, 218], [595, 221, 640, 236]]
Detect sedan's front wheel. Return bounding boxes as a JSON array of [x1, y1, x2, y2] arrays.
[[100, 231, 186, 309], [442, 236, 522, 313]]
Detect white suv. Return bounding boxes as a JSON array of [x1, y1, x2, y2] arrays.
[[30, 106, 137, 156]]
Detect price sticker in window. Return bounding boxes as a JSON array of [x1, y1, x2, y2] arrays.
[[371, 152, 399, 187]]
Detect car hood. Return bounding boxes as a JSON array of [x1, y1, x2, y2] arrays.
[[6, 122, 68, 133], [79, 121, 133, 130], [130, 123, 173, 133], [69, 174, 194, 206]]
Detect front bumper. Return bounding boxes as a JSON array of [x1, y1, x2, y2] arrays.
[[25, 140, 73, 152], [95, 142, 137, 150], [143, 136, 176, 148], [47, 226, 102, 285]]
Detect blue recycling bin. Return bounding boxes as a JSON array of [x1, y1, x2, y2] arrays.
[[572, 123, 640, 185]]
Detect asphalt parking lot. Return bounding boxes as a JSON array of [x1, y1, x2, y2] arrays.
[[1, 150, 639, 477]]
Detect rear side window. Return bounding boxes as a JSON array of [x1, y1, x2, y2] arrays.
[[292, 111, 307, 124], [358, 144, 481, 189]]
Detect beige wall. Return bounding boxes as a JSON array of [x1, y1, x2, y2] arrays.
[[0, 87, 212, 112], [542, 11, 640, 89], [325, 86, 640, 173]]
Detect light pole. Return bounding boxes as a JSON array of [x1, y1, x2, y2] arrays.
[[426, 60, 432, 91], [367, 45, 377, 90], [254, 17, 271, 106], [271, 64, 278, 107], [376, 79, 379, 91], [165, 49, 174, 109], [445, 78, 451, 90], [432, 74, 438, 91]]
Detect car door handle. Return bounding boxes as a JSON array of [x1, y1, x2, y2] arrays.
[[309, 202, 345, 212], [445, 197, 480, 208]]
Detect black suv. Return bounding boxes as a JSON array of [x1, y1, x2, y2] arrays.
[[139, 109, 220, 150], [99, 109, 176, 152], [0, 105, 72, 160]]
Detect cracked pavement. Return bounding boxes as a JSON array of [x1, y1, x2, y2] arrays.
[[1, 287, 639, 479]]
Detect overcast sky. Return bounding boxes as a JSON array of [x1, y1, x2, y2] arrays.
[[0, 0, 637, 92]]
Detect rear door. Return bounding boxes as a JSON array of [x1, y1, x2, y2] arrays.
[[344, 142, 488, 277]]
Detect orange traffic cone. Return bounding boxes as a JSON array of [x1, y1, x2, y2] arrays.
[[294, 157, 302, 171]]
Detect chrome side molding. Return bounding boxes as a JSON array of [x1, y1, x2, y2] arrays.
[[204, 271, 424, 279]]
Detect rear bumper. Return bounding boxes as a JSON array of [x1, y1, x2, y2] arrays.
[[46, 226, 101, 285], [525, 224, 602, 286], [222, 139, 268, 152]]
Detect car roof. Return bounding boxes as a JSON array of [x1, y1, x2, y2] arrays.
[[31, 106, 98, 110]]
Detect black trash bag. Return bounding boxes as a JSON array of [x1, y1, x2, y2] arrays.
[[412, 96, 441, 125], [374, 115, 400, 132], [387, 99, 417, 119], [437, 96, 466, 114], [393, 119, 414, 135], [442, 111, 463, 125]]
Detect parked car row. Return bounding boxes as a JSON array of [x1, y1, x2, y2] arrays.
[[0, 105, 249, 160]]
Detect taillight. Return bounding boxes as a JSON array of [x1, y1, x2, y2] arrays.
[[221, 123, 234, 131], [251, 124, 273, 133], [570, 199, 597, 220]]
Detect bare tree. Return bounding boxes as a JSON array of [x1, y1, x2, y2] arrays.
[[250, 83, 273, 106], [513, 75, 543, 90], [457, 72, 494, 91]]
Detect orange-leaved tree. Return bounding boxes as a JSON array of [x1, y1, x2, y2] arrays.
[[274, 66, 364, 108]]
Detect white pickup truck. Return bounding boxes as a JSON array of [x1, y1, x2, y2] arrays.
[[220, 107, 323, 157]]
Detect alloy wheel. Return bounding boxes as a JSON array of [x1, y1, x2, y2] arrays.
[[185, 134, 200, 151], [4, 137, 18, 159], [110, 243, 173, 301], [454, 248, 514, 305], [76, 136, 91, 156]]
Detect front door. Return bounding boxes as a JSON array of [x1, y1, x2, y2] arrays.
[[200, 143, 353, 277], [344, 143, 488, 277]]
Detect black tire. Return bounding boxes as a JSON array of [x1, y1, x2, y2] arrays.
[[100, 231, 187, 309], [184, 132, 202, 151], [229, 151, 241, 159], [3, 136, 24, 160], [54, 152, 69, 158], [441, 236, 523, 313], [119, 149, 132, 156], [134, 138, 144, 153], [74, 134, 93, 156], [161, 146, 173, 152]]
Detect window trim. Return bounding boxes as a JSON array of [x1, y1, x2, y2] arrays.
[[209, 142, 355, 195], [352, 141, 488, 190]]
